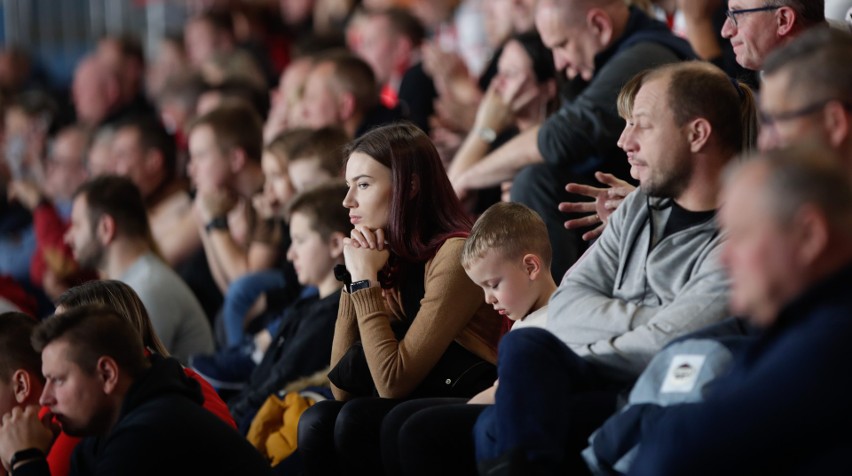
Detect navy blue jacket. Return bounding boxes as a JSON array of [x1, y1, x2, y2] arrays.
[[629, 264, 852, 476]]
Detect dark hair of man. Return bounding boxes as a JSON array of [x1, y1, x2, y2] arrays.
[[290, 126, 349, 177], [763, 28, 852, 105], [188, 102, 263, 163], [156, 72, 206, 116], [287, 181, 350, 240], [101, 33, 146, 69], [316, 50, 380, 116], [8, 89, 57, 125], [735, 144, 852, 231], [193, 10, 235, 37], [74, 175, 151, 241], [0, 312, 40, 382], [380, 7, 427, 48], [32, 304, 148, 379], [774, 0, 825, 28], [643, 62, 758, 155], [203, 78, 270, 119], [114, 114, 178, 183], [266, 128, 312, 161]]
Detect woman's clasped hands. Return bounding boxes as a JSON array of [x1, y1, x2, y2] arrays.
[[343, 226, 390, 283]]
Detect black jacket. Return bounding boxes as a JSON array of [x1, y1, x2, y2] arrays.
[[17, 355, 271, 475], [229, 290, 341, 432]]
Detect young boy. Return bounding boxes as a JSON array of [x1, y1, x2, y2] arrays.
[[461, 202, 558, 404], [286, 126, 349, 191], [462, 202, 557, 329], [194, 183, 349, 430]]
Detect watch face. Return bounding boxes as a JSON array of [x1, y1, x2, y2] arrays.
[[350, 279, 371, 292], [478, 127, 497, 143]]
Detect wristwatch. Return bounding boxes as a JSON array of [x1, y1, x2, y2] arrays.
[[477, 127, 497, 144], [10, 448, 44, 472], [205, 216, 229, 233], [349, 279, 372, 293]]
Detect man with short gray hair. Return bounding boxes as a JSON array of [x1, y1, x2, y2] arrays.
[[758, 27, 852, 155], [631, 144, 852, 475], [721, 0, 825, 71]]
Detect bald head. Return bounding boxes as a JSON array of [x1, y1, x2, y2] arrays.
[[535, 0, 628, 81]]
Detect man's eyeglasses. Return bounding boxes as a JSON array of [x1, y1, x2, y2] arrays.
[[760, 99, 852, 127], [725, 5, 781, 27]]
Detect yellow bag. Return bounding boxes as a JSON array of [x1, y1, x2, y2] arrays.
[[247, 391, 324, 465]]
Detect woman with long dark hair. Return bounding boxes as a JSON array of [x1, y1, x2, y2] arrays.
[[298, 123, 502, 474]]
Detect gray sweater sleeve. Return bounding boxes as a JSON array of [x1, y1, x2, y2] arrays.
[[538, 42, 686, 171], [547, 192, 730, 380], [547, 192, 656, 343], [581, 243, 729, 380]]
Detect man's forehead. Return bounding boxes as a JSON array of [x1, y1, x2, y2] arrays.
[[536, 2, 573, 37], [72, 195, 88, 214], [728, 0, 763, 9], [42, 340, 73, 370], [634, 77, 668, 113]]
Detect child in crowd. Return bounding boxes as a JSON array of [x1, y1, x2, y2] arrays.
[[227, 181, 350, 432], [379, 201, 559, 476], [460, 201, 557, 404], [194, 180, 349, 392], [219, 126, 349, 350], [285, 126, 349, 191], [217, 128, 312, 350]]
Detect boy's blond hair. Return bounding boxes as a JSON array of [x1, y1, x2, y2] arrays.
[[461, 202, 552, 269]]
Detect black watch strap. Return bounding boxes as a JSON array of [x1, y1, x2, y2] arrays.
[[349, 279, 372, 293], [205, 216, 229, 233], [10, 448, 45, 473]]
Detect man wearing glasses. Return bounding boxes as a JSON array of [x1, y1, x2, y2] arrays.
[[626, 28, 852, 475], [722, 0, 825, 71], [758, 28, 852, 155]]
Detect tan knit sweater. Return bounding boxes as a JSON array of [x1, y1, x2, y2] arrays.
[[330, 238, 502, 400]]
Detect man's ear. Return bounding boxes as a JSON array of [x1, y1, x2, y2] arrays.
[[97, 214, 117, 245], [522, 253, 543, 280], [229, 148, 248, 174], [328, 231, 346, 260], [96, 356, 121, 395], [776, 6, 797, 37], [823, 101, 851, 149], [687, 118, 712, 153], [793, 204, 829, 268], [144, 149, 164, 177], [587, 8, 614, 48], [339, 92, 357, 122], [12, 369, 34, 404]]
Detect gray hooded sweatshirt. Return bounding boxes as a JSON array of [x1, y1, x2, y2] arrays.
[[547, 189, 730, 383]]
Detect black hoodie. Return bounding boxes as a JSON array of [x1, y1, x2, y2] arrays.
[[60, 355, 271, 475]]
